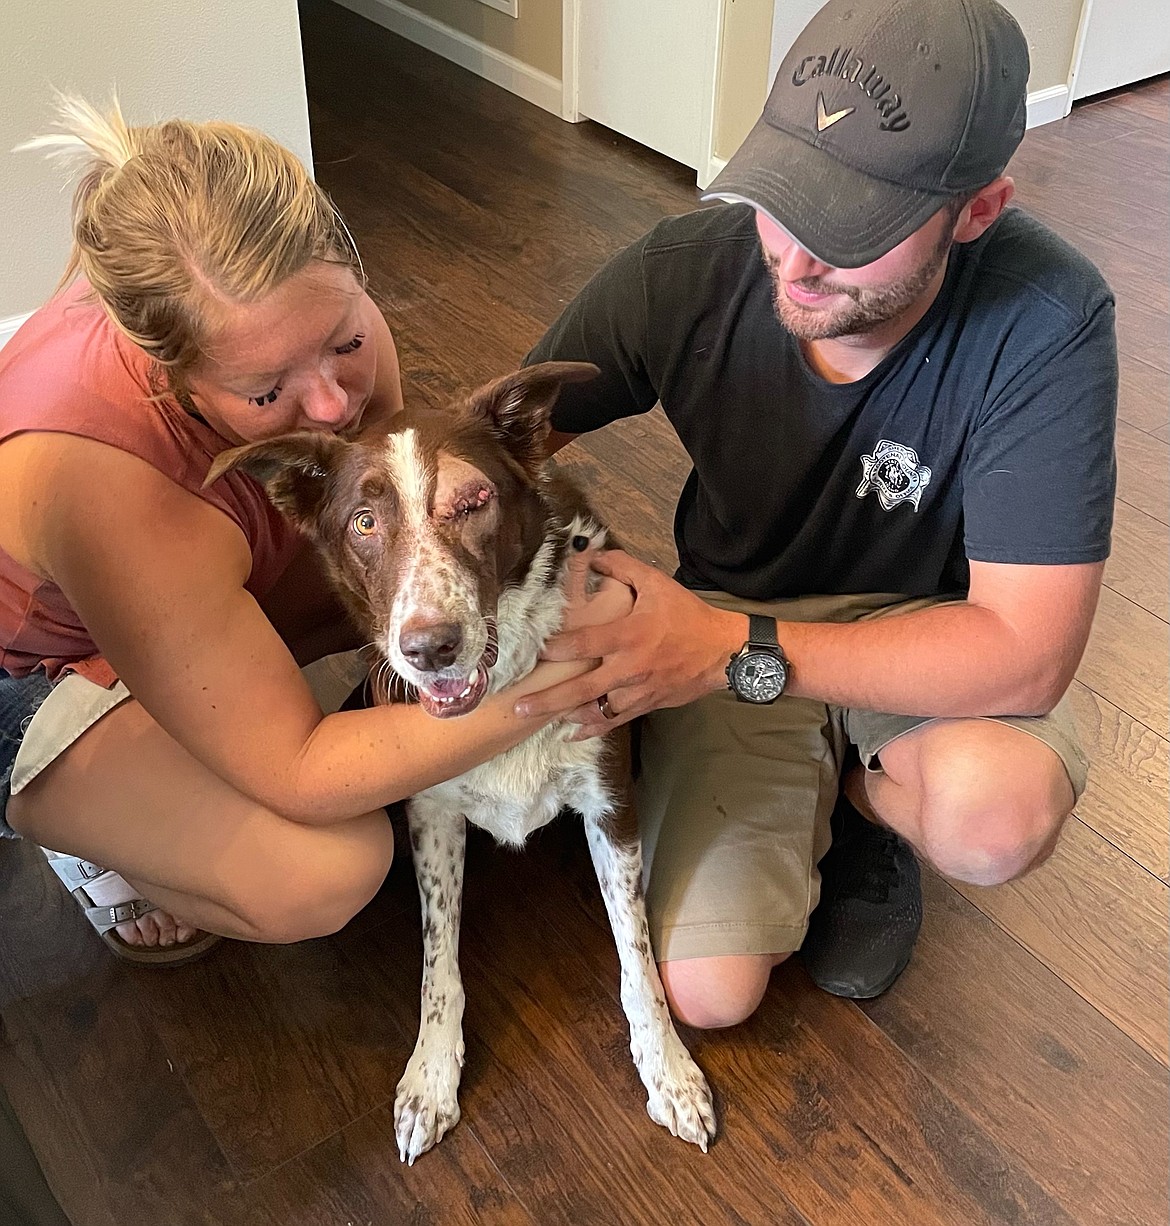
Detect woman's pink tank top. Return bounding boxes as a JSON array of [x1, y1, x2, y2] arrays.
[[0, 281, 302, 686]]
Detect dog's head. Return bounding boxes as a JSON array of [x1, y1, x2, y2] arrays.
[[208, 360, 598, 717]]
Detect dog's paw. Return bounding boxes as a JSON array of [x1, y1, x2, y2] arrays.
[[393, 1044, 464, 1165], [636, 1033, 717, 1152]]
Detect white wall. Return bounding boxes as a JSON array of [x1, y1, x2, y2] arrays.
[[0, 0, 313, 329]]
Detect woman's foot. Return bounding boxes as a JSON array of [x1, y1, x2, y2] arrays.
[[80, 868, 199, 947], [41, 849, 220, 965]]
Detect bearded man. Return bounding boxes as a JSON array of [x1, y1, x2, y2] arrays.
[[517, 0, 1116, 1026]]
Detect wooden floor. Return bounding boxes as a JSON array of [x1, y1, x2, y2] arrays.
[[2, 5, 1166, 1223]]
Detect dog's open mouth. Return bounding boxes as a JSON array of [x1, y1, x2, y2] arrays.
[[416, 664, 491, 719], [405, 619, 498, 719]]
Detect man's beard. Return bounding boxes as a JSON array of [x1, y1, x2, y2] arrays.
[[765, 228, 953, 342]]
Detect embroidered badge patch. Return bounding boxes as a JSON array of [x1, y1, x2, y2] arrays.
[[856, 440, 932, 511]]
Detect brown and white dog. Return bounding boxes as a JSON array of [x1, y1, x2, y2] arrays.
[[210, 362, 716, 1163]]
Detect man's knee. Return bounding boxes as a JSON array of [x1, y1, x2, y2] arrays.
[[659, 953, 788, 1029], [234, 811, 395, 944], [916, 750, 1073, 886]]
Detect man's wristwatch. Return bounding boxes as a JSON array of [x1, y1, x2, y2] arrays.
[[726, 615, 790, 704]]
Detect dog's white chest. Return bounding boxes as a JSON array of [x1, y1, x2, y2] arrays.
[[417, 726, 610, 848]]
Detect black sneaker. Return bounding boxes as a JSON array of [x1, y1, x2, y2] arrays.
[[800, 796, 923, 999]]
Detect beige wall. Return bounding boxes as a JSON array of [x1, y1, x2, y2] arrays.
[[1002, 0, 1082, 94], [0, 0, 313, 323], [397, 0, 562, 78], [714, 0, 776, 163]]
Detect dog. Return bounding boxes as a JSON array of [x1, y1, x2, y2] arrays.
[[210, 361, 716, 1163]]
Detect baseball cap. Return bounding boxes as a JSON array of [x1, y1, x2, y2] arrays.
[[702, 0, 1029, 268]]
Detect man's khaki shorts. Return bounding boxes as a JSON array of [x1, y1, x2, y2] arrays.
[[635, 592, 1088, 963]]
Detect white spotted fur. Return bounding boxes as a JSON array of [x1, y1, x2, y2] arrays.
[[390, 495, 717, 1163]]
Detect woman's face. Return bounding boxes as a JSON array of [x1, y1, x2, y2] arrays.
[[185, 262, 380, 444]]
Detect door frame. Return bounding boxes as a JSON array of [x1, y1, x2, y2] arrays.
[[1068, 0, 1097, 105], [561, 0, 580, 122]]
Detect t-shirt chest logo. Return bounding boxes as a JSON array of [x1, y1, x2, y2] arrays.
[[856, 440, 932, 511]]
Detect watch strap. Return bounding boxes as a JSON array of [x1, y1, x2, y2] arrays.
[[748, 614, 780, 649]]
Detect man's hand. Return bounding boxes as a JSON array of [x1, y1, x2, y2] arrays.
[[515, 550, 745, 738]]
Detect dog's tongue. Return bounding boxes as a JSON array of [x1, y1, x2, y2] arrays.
[[417, 664, 489, 719], [426, 676, 475, 698]]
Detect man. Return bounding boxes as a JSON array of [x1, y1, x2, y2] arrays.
[[517, 0, 1116, 1027]]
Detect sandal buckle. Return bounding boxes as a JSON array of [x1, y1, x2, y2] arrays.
[[107, 900, 153, 925]]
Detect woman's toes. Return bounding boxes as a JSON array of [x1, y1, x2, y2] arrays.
[[113, 910, 195, 947], [115, 919, 146, 946], [81, 869, 199, 948], [150, 911, 180, 947]]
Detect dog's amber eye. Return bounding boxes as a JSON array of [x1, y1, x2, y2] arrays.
[[352, 510, 378, 537]]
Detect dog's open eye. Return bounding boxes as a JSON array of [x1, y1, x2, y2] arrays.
[[352, 509, 378, 537]]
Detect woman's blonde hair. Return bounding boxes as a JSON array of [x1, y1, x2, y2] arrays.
[[19, 94, 363, 385]]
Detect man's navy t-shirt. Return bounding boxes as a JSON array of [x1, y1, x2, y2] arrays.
[[527, 204, 1117, 600]]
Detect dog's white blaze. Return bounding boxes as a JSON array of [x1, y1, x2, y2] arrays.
[[381, 432, 484, 680], [382, 430, 429, 664]]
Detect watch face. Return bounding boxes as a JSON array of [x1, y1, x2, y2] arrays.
[[731, 650, 787, 703]]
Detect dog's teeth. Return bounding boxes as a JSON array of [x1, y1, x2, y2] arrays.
[[459, 683, 472, 698]]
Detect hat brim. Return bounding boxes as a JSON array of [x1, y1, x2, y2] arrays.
[[702, 117, 952, 269]]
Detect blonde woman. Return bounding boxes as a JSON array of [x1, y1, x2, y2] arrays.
[[0, 99, 617, 964]]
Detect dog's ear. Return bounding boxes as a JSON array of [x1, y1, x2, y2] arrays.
[[465, 361, 599, 469], [204, 431, 346, 534]]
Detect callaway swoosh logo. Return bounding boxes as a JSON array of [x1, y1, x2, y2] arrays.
[[816, 91, 855, 132]]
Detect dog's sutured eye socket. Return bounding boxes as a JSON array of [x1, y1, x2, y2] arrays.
[[451, 486, 494, 518], [351, 510, 378, 536]]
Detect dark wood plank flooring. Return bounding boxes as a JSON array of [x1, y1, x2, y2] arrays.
[[1, 4, 1166, 1222]]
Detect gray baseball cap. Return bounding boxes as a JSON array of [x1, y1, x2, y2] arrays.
[[703, 0, 1030, 268]]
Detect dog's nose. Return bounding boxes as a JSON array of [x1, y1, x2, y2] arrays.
[[400, 621, 463, 672]]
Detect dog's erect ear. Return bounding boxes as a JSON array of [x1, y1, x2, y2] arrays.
[[204, 431, 346, 533], [466, 361, 599, 469]]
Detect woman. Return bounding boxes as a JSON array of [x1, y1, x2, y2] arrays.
[[0, 98, 616, 964]]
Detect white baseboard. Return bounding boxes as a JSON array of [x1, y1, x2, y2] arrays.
[[0, 313, 32, 351], [698, 155, 726, 193], [1026, 84, 1071, 129], [334, 0, 563, 117]]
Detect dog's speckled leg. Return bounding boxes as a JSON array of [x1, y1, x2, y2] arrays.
[[583, 810, 717, 1151], [394, 798, 467, 1164]]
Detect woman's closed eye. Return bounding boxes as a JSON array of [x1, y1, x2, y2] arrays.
[[243, 335, 364, 403], [248, 384, 283, 407]]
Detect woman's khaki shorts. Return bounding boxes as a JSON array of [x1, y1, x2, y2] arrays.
[[3, 651, 370, 836], [635, 592, 1089, 963]]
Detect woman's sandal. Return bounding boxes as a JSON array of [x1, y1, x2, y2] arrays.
[[42, 850, 221, 966]]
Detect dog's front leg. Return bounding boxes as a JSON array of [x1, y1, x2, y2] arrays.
[[582, 799, 717, 1151], [393, 796, 467, 1165]]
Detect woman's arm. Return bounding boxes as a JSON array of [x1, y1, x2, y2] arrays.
[[13, 434, 605, 825]]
